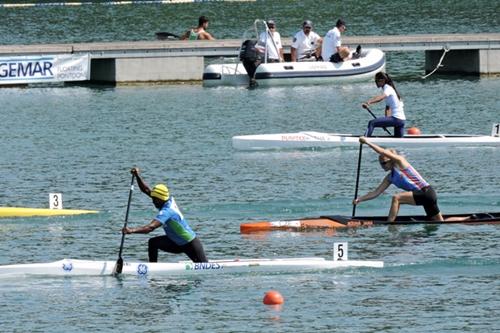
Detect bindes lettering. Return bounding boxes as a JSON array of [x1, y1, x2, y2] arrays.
[[0, 61, 54, 78], [192, 262, 223, 271]]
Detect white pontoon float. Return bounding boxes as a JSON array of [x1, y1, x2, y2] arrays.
[[0, 257, 383, 277], [232, 125, 500, 151]]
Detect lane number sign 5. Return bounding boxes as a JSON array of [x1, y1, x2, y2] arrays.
[[333, 242, 348, 261]]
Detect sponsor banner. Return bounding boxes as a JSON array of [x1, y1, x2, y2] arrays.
[[0, 54, 90, 85]]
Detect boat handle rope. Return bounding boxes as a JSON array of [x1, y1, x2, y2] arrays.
[[422, 45, 450, 79]]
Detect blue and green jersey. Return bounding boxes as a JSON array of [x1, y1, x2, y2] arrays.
[[154, 197, 196, 246]]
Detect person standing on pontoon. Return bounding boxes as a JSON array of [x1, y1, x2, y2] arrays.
[[353, 137, 444, 222], [258, 20, 284, 63], [291, 20, 322, 62], [181, 15, 215, 40], [362, 71, 406, 137]]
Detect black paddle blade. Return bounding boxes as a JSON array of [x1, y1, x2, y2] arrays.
[[113, 257, 124, 275]]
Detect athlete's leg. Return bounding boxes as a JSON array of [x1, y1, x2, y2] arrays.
[[388, 192, 416, 221], [429, 212, 444, 221], [148, 235, 182, 262], [182, 238, 208, 263], [418, 187, 444, 221], [394, 119, 406, 138], [365, 117, 398, 137]]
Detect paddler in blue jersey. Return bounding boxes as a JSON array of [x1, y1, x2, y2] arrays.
[[353, 137, 444, 222], [122, 168, 207, 262]]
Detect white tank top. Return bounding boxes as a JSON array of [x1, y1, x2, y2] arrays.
[[383, 84, 405, 120]]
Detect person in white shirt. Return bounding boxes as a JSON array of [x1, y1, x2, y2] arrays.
[[291, 20, 322, 62], [322, 18, 346, 62], [258, 20, 283, 63], [362, 72, 406, 137]]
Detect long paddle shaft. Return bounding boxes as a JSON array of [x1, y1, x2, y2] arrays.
[[352, 143, 363, 217], [363, 105, 393, 136], [113, 174, 135, 275]]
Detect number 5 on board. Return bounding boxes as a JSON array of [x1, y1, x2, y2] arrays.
[[333, 242, 348, 261], [49, 193, 63, 210]]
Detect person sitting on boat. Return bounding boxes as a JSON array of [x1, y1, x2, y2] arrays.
[[353, 137, 444, 222], [330, 46, 352, 63], [321, 18, 346, 61], [257, 19, 284, 63], [180, 15, 215, 40], [362, 71, 406, 137], [122, 167, 208, 263], [291, 20, 322, 62]]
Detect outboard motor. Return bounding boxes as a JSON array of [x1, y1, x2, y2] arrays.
[[239, 39, 262, 81]]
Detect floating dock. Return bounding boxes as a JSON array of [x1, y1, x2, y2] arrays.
[[0, 33, 499, 84]]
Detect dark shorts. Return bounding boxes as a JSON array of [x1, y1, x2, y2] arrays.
[[148, 236, 207, 263], [412, 186, 440, 218]]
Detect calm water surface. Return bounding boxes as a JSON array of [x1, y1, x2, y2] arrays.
[[1, 0, 499, 44], [1, 1, 499, 332]]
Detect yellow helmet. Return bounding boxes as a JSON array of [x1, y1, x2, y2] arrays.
[[151, 184, 169, 201]]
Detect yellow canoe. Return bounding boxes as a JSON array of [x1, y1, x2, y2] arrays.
[[0, 207, 98, 218]]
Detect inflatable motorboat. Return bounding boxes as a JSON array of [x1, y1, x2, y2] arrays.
[[203, 48, 385, 87]]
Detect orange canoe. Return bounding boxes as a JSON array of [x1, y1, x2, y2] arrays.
[[240, 213, 500, 233]]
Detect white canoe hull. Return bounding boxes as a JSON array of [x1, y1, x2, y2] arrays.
[[0, 257, 383, 277], [232, 131, 500, 150], [203, 48, 385, 87]]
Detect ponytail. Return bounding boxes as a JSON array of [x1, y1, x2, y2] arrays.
[[385, 73, 402, 101], [375, 71, 402, 101]]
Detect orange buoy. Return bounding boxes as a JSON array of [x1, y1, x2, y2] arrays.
[[407, 127, 421, 135], [263, 290, 284, 305]]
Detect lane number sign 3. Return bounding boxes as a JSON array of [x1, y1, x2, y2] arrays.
[[49, 193, 63, 210]]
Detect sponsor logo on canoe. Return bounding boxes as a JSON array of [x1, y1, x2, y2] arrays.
[[281, 135, 306, 141], [62, 262, 73, 272], [137, 264, 148, 276], [281, 134, 329, 142], [185, 262, 223, 271], [347, 220, 373, 227], [270, 220, 301, 228]]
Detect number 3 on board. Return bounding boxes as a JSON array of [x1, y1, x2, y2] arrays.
[[49, 193, 63, 210], [333, 242, 348, 261]]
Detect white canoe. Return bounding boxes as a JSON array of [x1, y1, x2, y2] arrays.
[[232, 131, 500, 151], [0, 257, 383, 277], [203, 48, 385, 87]]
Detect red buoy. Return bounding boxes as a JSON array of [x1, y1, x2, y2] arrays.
[[407, 127, 421, 135], [263, 290, 284, 305]]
